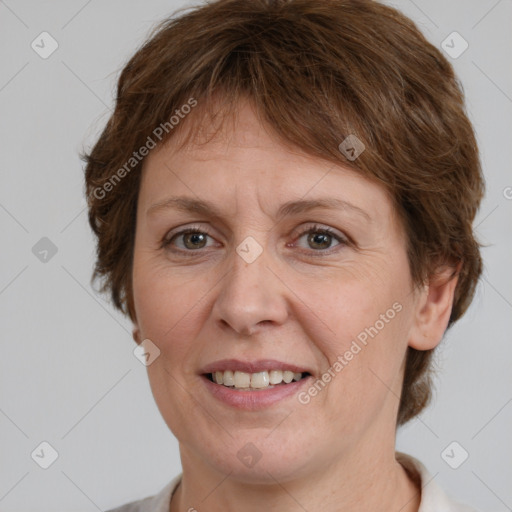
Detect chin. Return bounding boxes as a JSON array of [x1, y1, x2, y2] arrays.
[[194, 432, 319, 485]]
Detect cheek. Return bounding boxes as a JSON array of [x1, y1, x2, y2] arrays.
[[131, 260, 215, 436], [133, 237, 196, 312], [291, 259, 409, 357], [132, 258, 212, 362], [290, 266, 412, 429]]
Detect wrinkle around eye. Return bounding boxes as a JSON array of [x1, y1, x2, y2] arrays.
[[162, 227, 220, 253], [293, 226, 347, 252]]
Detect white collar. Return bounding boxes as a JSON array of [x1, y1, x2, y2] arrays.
[[397, 452, 476, 512]]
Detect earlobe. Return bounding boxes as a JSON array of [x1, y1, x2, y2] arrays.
[[408, 265, 459, 351], [132, 325, 141, 345]]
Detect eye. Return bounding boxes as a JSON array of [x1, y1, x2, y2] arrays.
[[292, 224, 347, 252], [162, 223, 349, 255], [162, 227, 216, 252]]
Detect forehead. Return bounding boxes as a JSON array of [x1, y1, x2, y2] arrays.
[[139, 100, 399, 230]]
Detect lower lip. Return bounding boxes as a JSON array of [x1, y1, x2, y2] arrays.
[[201, 375, 312, 410]]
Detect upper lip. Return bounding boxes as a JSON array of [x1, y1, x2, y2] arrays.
[[200, 359, 312, 375]]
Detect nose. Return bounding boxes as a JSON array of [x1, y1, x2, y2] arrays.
[[211, 244, 289, 337]]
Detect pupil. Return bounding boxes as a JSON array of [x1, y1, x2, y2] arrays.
[[186, 233, 206, 249], [309, 232, 330, 249]]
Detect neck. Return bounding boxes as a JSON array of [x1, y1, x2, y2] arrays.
[[170, 443, 421, 512]]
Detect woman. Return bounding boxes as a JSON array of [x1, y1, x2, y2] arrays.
[[84, 0, 484, 510]]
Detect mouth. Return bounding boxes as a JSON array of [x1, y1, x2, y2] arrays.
[[199, 359, 313, 409], [204, 369, 312, 391]]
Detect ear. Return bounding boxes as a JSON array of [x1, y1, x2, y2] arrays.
[[408, 264, 460, 350], [132, 324, 141, 345]]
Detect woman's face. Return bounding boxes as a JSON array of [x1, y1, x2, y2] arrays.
[[132, 102, 424, 483]]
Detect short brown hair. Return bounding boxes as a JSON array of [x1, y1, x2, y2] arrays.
[[83, 0, 484, 425]]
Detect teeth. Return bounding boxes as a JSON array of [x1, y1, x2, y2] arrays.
[[251, 371, 270, 388], [234, 371, 251, 388], [210, 369, 306, 390], [269, 370, 283, 385], [283, 371, 294, 383], [223, 370, 234, 386]]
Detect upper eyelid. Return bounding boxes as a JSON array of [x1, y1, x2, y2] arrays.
[[294, 224, 346, 240], [164, 223, 348, 248], [290, 225, 348, 251], [164, 225, 214, 244], [165, 222, 343, 238]]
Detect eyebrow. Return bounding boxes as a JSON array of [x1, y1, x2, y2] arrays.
[[146, 196, 371, 222]]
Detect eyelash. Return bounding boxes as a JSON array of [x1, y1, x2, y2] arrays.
[[292, 224, 348, 255], [161, 224, 349, 256]]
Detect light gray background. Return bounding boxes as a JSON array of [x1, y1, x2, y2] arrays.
[[0, 0, 511, 511]]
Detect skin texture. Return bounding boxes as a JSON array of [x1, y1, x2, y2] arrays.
[[131, 101, 458, 512]]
